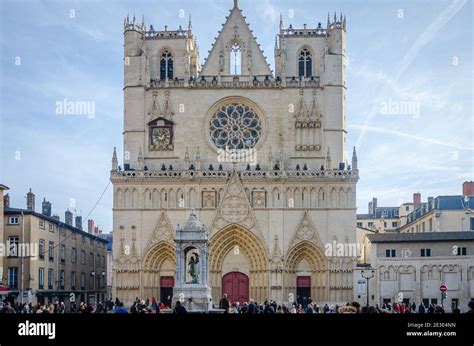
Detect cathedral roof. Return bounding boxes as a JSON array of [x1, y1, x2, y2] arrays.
[[200, 0, 272, 76]]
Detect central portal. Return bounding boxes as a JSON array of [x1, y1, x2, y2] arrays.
[[222, 271, 249, 304]]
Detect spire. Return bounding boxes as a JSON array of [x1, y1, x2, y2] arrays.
[[326, 147, 332, 170], [233, 0, 239, 9], [184, 147, 190, 170], [351, 146, 358, 171], [327, 13, 330, 27], [334, 12, 337, 23], [112, 147, 118, 171], [188, 14, 193, 32], [141, 15, 145, 31], [195, 147, 201, 170], [138, 147, 144, 170], [279, 13, 283, 30]]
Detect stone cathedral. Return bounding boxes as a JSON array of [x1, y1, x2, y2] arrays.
[[111, 0, 359, 307]]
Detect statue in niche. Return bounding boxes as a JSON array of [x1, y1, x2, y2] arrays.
[[188, 252, 199, 284]]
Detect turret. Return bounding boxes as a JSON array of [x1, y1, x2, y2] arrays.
[[112, 147, 118, 171], [326, 147, 332, 170], [351, 146, 358, 171]]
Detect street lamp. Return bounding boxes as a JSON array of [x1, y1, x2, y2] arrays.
[[91, 271, 106, 306], [361, 269, 375, 307]]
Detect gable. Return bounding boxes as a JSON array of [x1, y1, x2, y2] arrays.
[[200, 2, 272, 76]]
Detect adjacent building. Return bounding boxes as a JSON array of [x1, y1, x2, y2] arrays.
[[0, 184, 9, 287], [355, 181, 474, 311], [2, 189, 109, 307]]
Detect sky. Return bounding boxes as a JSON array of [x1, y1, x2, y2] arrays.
[[0, 0, 472, 232]]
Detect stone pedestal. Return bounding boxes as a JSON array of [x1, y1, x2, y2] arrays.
[[172, 285, 213, 312], [172, 210, 213, 312]]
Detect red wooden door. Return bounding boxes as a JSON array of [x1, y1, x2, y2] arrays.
[[160, 276, 174, 287], [296, 276, 311, 305], [160, 276, 174, 308], [222, 272, 249, 304]]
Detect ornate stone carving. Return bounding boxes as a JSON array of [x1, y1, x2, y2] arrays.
[[202, 191, 217, 208], [252, 190, 266, 208], [289, 210, 323, 248], [211, 169, 267, 250], [144, 211, 174, 251]]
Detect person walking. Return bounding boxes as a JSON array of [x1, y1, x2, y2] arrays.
[[219, 294, 230, 313]]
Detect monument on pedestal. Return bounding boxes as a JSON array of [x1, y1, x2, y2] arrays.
[[172, 210, 213, 312]]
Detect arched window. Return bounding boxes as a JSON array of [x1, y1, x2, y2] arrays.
[[229, 43, 242, 75], [160, 50, 173, 80], [298, 48, 312, 77]]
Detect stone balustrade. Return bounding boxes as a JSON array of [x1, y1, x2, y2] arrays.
[[111, 169, 358, 181]]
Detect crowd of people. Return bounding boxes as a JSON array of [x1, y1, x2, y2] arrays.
[[2, 295, 474, 314], [0, 298, 116, 314]]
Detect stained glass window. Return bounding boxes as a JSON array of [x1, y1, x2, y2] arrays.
[[209, 103, 261, 150], [160, 50, 173, 80], [298, 48, 312, 77]]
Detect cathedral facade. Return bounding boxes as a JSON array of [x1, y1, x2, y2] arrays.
[[112, 1, 358, 307]]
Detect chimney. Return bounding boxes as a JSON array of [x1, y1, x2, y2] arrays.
[[427, 197, 434, 210], [4, 193, 10, 208], [413, 192, 421, 205], [26, 188, 35, 211], [65, 209, 73, 226], [75, 216, 83, 230], [94, 226, 99, 235], [462, 181, 474, 196], [88, 219, 94, 234], [42, 198, 52, 217]]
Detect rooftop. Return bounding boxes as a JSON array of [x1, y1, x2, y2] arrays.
[[4, 207, 108, 243], [367, 231, 474, 243]]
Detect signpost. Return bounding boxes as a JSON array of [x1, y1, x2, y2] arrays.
[[440, 283, 447, 307]]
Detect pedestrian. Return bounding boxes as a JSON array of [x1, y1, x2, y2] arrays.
[[173, 301, 187, 314], [466, 301, 474, 314], [418, 303, 425, 314], [247, 299, 256, 314], [219, 294, 230, 313]]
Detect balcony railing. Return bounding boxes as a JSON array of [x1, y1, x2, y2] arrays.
[[111, 169, 358, 181]]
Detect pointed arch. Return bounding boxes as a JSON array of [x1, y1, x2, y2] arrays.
[[141, 241, 176, 301], [285, 241, 327, 301], [189, 188, 198, 209], [297, 45, 314, 77], [116, 188, 124, 209], [209, 224, 269, 302], [159, 48, 174, 80], [338, 187, 345, 208]]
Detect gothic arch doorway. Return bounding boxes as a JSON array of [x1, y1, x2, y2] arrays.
[[285, 241, 327, 302], [210, 224, 268, 302], [222, 272, 249, 304], [141, 242, 176, 303]]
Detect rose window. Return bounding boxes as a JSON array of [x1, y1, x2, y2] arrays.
[[209, 103, 262, 150]]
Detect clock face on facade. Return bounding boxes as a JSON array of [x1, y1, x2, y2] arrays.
[[151, 127, 171, 146]]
